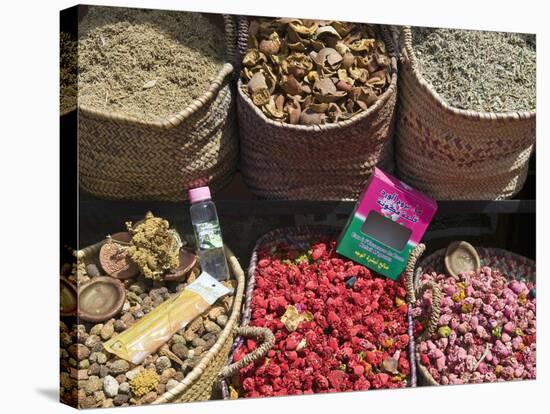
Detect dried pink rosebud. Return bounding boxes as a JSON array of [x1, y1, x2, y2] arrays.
[[457, 322, 469, 335], [503, 321, 515, 334], [477, 361, 489, 374], [450, 318, 460, 330], [439, 314, 452, 326]]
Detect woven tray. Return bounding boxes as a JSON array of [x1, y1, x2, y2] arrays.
[[411, 246, 536, 385], [73, 237, 271, 405], [220, 226, 431, 398]]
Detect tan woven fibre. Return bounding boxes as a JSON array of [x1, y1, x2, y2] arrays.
[[237, 22, 399, 200], [395, 26, 535, 200], [77, 16, 239, 201]]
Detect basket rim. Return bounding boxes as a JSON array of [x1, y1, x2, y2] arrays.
[[412, 245, 536, 385], [236, 23, 399, 132], [399, 25, 536, 121], [62, 14, 237, 130]]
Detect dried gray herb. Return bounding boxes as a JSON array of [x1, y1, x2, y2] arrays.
[[412, 27, 536, 113], [77, 6, 225, 122]]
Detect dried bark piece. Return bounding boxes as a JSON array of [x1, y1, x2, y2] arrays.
[[316, 25, 342, 39], [286, 98, 302, 125], [300, 109, 326, 125], [243, 49, 266, 67], [281, 74, 303, 95], [259, 32, 281, 56], [248, 72, 270, 106]]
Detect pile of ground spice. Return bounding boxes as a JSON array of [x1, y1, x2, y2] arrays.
[[412, 27, 536, 112], [60, 32, 77, 114], [77, 6, 225, 122]]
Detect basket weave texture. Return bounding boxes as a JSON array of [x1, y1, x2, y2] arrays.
[[77, 15, 239, 201], [394, 26, 536, 200], [412, 247, 536, 385], [236, 17, 399, 200], [220, 225, 421, 398]]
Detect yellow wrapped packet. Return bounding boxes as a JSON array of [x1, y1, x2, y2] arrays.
[[103, 272, 231, 364]]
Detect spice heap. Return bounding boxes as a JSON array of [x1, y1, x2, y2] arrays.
[[241, 18, 392, 125], [413, 28, 536, 112], [77, 6, 225, 122], [60, 264, 235, 408], [233, 237, 410, 397], [126, 212, 181, 280], [60, 32, 77, 114], [413, 267, 536, 384]]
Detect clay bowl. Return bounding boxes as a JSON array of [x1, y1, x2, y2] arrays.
[[163, 247, 198, 282], [99, 232, 139, 280], [60, 278, 78, 317], [444, 241, 481, 278], [77, 276, 126, 323]]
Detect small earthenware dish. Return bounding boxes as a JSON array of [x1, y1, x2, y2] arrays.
[[163, 247, 198, 282], [99, 232, 139, 280], [77, 276, 126, 322], [444, 241, 481, 278], [60, 278, 78, 317]]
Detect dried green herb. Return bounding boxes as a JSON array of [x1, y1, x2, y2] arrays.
[[241, 18, 392, 125], [77, 6, 225, 122], [413, 27, 536, 112]]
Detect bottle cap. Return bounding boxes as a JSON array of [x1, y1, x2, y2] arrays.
[[188, 186, 211, 203]]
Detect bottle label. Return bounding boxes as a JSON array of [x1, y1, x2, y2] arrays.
[[194, 220, 223, 250]]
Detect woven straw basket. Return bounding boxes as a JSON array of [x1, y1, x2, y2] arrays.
[[236, 17, 399, 200], [411, 246, 536, 385], [77, 15, 239, 201], [220, 226, 431, 398], [75, 238, 273, 404], [394, 26, 536, 200]]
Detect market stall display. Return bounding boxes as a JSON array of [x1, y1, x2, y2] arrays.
[[59, 5, 537, 409], [75, 7, 239, 201], [236, 17, 399, 200], [395, 26, 536, 200]]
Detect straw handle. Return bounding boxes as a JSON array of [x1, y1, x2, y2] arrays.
[[415, 281, 442, 343], [404, 243, 442, 342], [223, 14, 238, 72], [401, 26, 417, 68], [405, 244, 426, 303], [219, 326, 275, 378]]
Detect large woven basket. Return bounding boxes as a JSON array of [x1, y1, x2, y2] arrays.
[[75, 238, 272, 404], [394, 26, 536, 200], [411, 246, 536, 385], [220, 226, 429, 398], [77, 15, 239, 201], [236, 18, 399, 200]]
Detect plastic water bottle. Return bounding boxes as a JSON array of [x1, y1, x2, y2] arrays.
[[188, 186, 230, 281]]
